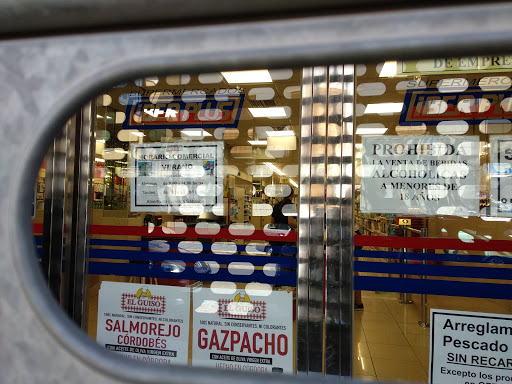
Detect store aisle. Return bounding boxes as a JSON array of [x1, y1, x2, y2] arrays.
[[352, 292, 428, 382], [352, 291, 512, 382]]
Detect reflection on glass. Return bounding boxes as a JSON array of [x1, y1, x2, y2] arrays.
[[31, 69, 300, 371]]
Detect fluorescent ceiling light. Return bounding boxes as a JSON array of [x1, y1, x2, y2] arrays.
[[248, 140, 267, 145], [264, 162, 285, 176], [365, 103, 404, 114], [221, 70, 272, 83], [481, 217, 511, 222], [249, 107, 287, 118], [106, 115, 113, 119], [95, 158, 105, 163], [289, 179, 298, 188], [356, 127, 388, 135], [96, 114, 103, 119], [379, 61, 398, 77], [265, 130, 295, 137], [181, 129, 212, 137]]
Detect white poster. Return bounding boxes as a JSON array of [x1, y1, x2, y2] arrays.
[[361, 136, 480, 216], [430, 309, 512, 384], [130, 142, 224, 213], [490, 136, 512, 216], [96, 281, 190, 365], [192, 287, 294, 374]]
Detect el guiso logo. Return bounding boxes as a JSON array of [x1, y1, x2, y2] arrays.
[[121, 286, 166, 315], [218, 292, 266, 321]]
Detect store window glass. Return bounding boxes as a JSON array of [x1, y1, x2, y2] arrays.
[[353, 58, 512, 382], [35, 69, 301, 373]]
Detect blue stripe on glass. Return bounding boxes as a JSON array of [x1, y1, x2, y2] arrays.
[[355, 276, 512, 300], [89, 249, 297, 268], [88, 262, 296, 286], [355, 261, 512, 280], [89, 239, 297, 254]]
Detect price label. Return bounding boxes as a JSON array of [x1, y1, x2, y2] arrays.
[[399, 218, 411, 226]]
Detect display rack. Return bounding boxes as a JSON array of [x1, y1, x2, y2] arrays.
[[227, 173, 253, 224]]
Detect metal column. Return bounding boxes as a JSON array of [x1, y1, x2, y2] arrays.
[[41, 125, 68, 302], [297, 66, 354, 377], [65, 102, 94, 328], [324, 65, 354, 377]]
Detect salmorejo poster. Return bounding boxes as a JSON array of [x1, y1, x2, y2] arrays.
[[192, 286, 293, 373], [96, 281, 190, 365]]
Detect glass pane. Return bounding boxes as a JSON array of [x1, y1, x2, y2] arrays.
[[354, 58, 512, 383], [87, 70, 299, 371]]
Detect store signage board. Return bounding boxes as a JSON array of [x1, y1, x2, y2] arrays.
[[400, 87, 512, 126], [429, 309, 512, 384], [490, 136, 512, 216], [130, 142, 224, 213], [398, 56, 512, 75], [122, 93, 245, 129], [96, 281, 190, 365], [192, 288, 294, 373], [360, 136, 480, 216]]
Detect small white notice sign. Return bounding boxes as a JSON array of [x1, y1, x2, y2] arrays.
[[96, 281, 190, 365], [430, 309, 512, 384], [130, 142, 224, 213], [490, 136, 512, 217]]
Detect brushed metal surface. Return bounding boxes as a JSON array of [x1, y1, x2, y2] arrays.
[[2, 3, 512, 382]]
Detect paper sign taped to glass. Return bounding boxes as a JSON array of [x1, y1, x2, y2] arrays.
[[130, 142, 224, 213], [360, 136, 480, 216], [490, 136, 512, 217]]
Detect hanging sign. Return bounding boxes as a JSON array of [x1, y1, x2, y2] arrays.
[[429, 309, 512, 384], [96, 281, 190, 365], [130, 142, 224, 213], [192, 288, 294, 373], [490, 136, 512, 217], [400, 87, 512, 126], [360, 136, 480, 216], [122, 92, 245, 130]]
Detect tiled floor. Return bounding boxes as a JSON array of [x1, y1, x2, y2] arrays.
[[352, 291, 512, 382]]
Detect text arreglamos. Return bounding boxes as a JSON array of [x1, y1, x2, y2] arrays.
[[105, 319, 181, 349], [197, 329, 288, 356], [442, 318, 512, 369]]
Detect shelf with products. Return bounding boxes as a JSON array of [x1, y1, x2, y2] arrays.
[[227, 173, 253, 224], [357, 214, 396, 238]]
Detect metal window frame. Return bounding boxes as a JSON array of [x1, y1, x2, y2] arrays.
[[5, 2, 512, 383]]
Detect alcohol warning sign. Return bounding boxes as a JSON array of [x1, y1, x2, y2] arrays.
[[96, 281, 190, 365], [430, 309, 512, 384], [361, 136, 480, 216], [130, 142, 224, 213], [192, 289, 293, 374]]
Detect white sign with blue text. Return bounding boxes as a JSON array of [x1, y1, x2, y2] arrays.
[[490, 136, 512, 217], [430, 309, 512, 384]]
